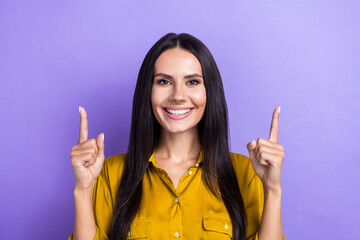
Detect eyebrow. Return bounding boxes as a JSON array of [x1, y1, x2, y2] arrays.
[[154, 73, 203, 79]]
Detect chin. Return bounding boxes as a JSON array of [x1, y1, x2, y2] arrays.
[[163, 124, 198, 134], [163, 128, 186, 134]]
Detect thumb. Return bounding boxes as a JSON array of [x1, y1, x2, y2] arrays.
[[246, 140, 257, 160], [96, 133, 105, 160], [247, 140, 264, 174]]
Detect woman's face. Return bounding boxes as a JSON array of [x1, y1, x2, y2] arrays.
[[151, 48, 206, 134]]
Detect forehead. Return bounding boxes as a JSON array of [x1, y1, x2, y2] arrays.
[[154, 48, 202, 75]]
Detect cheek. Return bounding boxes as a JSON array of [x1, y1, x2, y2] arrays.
[[151, 88, 163, 124], [151, 88, 162, 108], [191, 89, 207, 107]]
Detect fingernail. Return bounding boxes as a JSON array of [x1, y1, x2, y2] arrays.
[[102, 133, 105, 142], [250, 140, 255, 146], [278, 106, 281, 113], [79, 106, 82, 113]]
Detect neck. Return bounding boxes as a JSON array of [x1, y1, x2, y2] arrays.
[[155, 126, 201, 163]]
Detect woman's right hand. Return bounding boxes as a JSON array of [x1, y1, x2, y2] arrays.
[[70, 106, 105, 191]]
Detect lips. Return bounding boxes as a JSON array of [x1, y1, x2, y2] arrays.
[[165, 108, 191, 115], [162, 107, 194, 120]]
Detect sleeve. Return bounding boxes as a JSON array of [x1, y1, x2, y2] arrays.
[[68, 155, 121, 240], [245, 173, 264, 240], [231, 153, 285, 240]]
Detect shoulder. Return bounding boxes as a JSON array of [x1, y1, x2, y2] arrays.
[[103, 153, 127, 174], [229, 152, 257, 188]]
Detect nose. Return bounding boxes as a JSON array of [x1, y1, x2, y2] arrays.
[[170, 84, 186, 102]]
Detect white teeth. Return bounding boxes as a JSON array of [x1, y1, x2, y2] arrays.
[[166, 108, 191, 115]]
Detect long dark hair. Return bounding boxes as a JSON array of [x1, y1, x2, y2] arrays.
[[110, 33, 247, 240]]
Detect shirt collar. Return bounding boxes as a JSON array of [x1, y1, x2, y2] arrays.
[[148, 149, 203, 168]]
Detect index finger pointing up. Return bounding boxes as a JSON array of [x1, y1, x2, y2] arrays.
[[269, 106, 280, 143], [78, 106, 88, 144]]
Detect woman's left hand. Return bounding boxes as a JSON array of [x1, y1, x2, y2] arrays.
[[246, 106, 285, 192]]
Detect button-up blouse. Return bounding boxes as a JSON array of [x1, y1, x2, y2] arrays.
[[68, 151, 267, 240]]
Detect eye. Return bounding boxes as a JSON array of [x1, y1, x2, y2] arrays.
[[157, 79, 171, 85], [187, 79, 200, 85]]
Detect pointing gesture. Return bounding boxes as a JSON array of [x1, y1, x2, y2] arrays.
[[246, 106, 285, 192], [269, 106, 279, 143], [78, 106, 89, 144], [70, 106, 105, 191]]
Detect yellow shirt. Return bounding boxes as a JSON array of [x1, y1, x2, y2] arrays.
[[68, 151, 266, 240]]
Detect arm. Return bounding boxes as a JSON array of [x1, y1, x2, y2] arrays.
[[258, 189, 284, 240], [246, 106, 285, 240], [68, 166, 114, 240], [73, 186, 97, 240], [69, 106, 106, 240]]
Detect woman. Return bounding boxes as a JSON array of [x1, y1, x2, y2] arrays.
[[69, 33, 285, 240]]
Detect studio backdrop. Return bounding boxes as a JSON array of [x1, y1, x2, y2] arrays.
[[0, 1, 359, 239]]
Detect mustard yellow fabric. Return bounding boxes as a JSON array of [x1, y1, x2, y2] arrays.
[[68, 151, 269, 240]]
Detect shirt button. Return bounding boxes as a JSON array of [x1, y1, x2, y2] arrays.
[[195, 163, 199, 167], [175, 197, 179, 203], [175, 232, 179, 237], [188, 170, 192, 175], [225, 224, 229, 229]]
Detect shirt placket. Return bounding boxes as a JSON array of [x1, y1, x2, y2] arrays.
[[170, 193, 182, 239], [170, 163, 201, 239], [150, 157, 202, 239], [153, 167, 183, 239]]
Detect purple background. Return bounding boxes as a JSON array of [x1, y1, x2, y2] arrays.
[[1, 1, 359, 239]]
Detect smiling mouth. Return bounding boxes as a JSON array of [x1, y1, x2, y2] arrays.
[[165, 108, 192, 115]]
